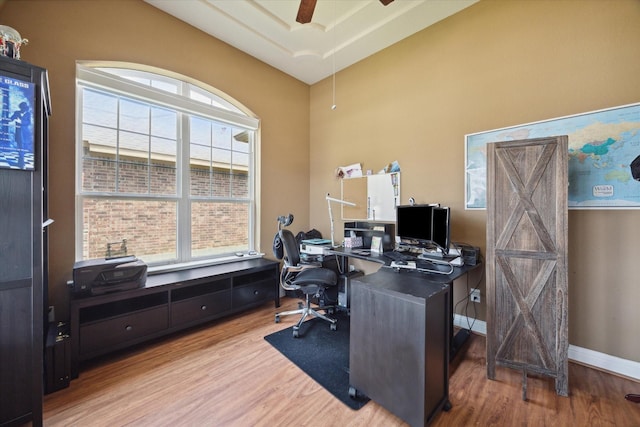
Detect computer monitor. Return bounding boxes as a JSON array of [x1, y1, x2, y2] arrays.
[[431, 206, 451, 254], [396, 204, 451, 254], [396, 204, 433, 245]]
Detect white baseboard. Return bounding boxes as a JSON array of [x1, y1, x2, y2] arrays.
[[453, 314, 640, 381], [454, 313, 487, 335]]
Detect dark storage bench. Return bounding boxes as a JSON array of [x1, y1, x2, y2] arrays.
[[70, 258, 279, 378]]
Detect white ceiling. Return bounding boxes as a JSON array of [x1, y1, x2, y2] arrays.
[[145, 0, 478, 85]]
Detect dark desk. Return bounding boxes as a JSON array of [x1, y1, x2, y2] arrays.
[[330, 247, 479, 278], [329, 247, 482, 360], [331, 250, 481, 427]]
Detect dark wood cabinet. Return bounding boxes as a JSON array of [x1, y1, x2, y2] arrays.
[[0, 57, 50, 425], [0, 56, 51, 427], [349, 269, 450, 427], [70, 258, 279, 378]]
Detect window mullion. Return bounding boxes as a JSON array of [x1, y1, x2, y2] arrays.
[[115, 97, 121, 193], [147, 105, 152, 195], [248, 134, 256, 250], [178, 112, 191, 262]]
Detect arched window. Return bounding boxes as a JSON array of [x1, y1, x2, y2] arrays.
[[76, 63, 259, 270]]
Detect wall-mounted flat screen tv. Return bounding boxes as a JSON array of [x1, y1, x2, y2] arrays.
[[0, 75, 35, 170]]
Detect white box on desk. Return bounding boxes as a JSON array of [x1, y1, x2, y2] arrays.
[[300, 244, 330, 255]]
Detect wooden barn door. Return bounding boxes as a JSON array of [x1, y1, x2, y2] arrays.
[[486, 136, 568, 398]]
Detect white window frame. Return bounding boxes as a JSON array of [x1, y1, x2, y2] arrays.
[[75, 62, 260, 271]]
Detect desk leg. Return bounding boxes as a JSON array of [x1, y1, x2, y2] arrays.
[[273, 264, 281, 308], [333, 255, 352, 311], [336, 254, 349, 274], [450, 280, 471, 360]]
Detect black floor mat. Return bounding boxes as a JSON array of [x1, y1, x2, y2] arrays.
[[264, 311, 369, 410]]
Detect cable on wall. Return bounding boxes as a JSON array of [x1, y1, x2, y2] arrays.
[[331, 0, 337, 110]]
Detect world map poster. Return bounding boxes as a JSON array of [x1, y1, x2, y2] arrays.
[[465, 102, 640, 209]]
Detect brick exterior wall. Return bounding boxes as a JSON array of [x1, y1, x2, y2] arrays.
[[82, 156, 249, 260]]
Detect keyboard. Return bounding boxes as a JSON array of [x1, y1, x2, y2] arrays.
[[383, 251, 413, 263], [385, 251, 454, 274], [415, 259, 452, 272]]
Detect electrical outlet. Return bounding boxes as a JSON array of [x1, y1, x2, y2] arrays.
[[470, 288, 481, 303]]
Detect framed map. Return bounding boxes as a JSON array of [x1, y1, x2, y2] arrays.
[[465, 102, 640, 209]]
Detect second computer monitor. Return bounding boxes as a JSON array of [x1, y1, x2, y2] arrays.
[[431, 206, 450, 254]]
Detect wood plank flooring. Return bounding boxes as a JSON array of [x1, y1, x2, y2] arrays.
[[44, 297, 640, 426]]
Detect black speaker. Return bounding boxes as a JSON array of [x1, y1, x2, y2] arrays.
[[631, 154, 640, 181], [45, 322, 71, 394], [461, 246, 480, 266]]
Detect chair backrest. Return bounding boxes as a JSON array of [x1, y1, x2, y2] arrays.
[[279, 228, 301, 267]]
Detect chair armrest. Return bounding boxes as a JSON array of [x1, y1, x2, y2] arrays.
[[280, 263, 321, 290]]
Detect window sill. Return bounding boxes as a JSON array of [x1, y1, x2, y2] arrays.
[[147, 253, 266, 275]]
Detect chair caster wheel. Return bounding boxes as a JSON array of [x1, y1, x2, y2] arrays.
[[330, 323, 337, 331], [275, 315, 280, 323], [292, 327, 299, 338], [443, 400, 452, 412], [297, 302, 304, 309], [349, 386, 359, 399], [327, 307, 335, 315]]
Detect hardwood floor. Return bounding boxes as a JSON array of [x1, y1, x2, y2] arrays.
[[44, 297, 640, 426]]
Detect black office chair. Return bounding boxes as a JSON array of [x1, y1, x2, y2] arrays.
[[273, 220, 338, 338]]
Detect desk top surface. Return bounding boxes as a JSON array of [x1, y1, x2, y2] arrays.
[[351, 268, 451, 300], [329, 247, 481, 283], [329, 247, 387, 264]]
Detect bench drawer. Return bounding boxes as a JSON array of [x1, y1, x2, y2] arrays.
[[233, 279, 275, 308], [79, 306, 169, 357], [171, 290, 232, 327]]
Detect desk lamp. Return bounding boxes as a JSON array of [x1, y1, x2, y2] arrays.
[[326, 193, 356, 248]]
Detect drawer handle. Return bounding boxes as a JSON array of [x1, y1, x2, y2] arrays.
[[125, 325, 133, 331], [201, 305, 207, 310]]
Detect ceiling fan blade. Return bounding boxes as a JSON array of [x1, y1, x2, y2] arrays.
[[380, 0, 394, 5], [296, 0, 317, 24]]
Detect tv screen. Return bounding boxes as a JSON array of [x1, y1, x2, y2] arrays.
[[0, 75, 36, 170], [396, 204, 433, 243]]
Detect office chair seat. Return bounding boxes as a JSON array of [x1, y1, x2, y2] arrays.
[[274, 227, 338, 338], [291, 268, 337, 288]]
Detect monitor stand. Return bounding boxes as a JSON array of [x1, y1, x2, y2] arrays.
[[419, 250, 444, 259]]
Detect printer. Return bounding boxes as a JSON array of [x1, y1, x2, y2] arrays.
[[72, 256, 147, 296]]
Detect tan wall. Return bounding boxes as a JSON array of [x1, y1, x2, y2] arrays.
[[3, 0, 639, 363], [1, 0, 311, 318], [309, 0, 640, 362]]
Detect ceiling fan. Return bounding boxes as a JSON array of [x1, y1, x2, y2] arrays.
[[296, 0, 395, 24]]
